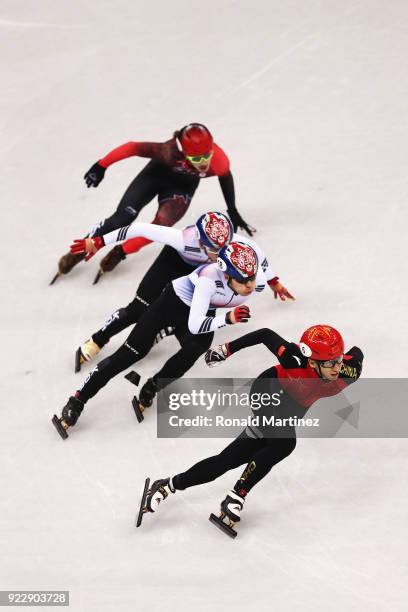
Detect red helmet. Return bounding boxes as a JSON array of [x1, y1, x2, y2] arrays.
[[299, 325, 345, 361], [177, 123, 213, 156]]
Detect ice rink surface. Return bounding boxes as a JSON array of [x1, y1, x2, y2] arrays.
[[1, 0, 408, 610]]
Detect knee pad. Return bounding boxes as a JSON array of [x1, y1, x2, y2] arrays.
[[154, 195, 190, 226], [101, 308, 127, 331]]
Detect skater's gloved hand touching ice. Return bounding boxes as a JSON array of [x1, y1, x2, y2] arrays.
[[268, 277, 295, 301], [84, 162, 106, 188], [205, 344, 230, 367], [70, 236, 105, 261], [228, 210, 256, 237], [226, 305, 251, 324]]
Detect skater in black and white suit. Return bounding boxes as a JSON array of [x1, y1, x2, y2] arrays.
[[53, 239, 275, 439], [70, 212, 294, 370]]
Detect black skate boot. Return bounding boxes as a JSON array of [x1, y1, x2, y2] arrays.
[[132, 377, 158, 423], [75, 338, 101, 373], [209, 490, 245, 539], [93, 245, 126, 284], [136, 477, 176, 527], [52, 395, 84, 440], [50, 252, 86, 285], [139, 377, 158, 408]]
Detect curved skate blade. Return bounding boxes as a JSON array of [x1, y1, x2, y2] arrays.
[[136, 478, 150, 528], [93, 269, 103, 285], [209, 513, 237, 539], [49, 272, 60, 286], [132, 396, 145, 423], [52, 415, 69, 440]]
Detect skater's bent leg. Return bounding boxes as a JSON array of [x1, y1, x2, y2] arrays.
[[90, 209, 137, 237], [234, 436, 297, 494], [154, 194, 191, 226], [90, 247, 189, 348], [91, 296, 149, 348], [173, 436, 260, 490], [82, 285, 183, 398], [122, 191, 192, 254], [154, 332, 214, 389], [77, 343, 145, 403], [90, 163, 159, 237]]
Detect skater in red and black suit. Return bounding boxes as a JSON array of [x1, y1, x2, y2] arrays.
[[141, 325, 363, 537], [53, 123, 254, 282]]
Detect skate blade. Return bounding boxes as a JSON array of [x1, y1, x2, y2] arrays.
[[52, 415, 69, 440], [209, 513, 237, 539], [49, 272, 60, 286], [136, 478, 150, 528], [93, 269, 103, 285], [74, 347, 85, 373], [132, 396, 145, 423]]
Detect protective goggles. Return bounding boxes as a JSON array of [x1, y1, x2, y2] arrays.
[[186, 151, 213, 163], [318, 356, 343, 368], [233, 274, 256, 285]]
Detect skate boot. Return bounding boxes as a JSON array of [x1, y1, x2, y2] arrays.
[[132, 377, 158, 423], [50, 252, 85, 284], [93, 245, 126, 284], [209, 490, 245, 539], [136, 477, 176, 527], [154, 326, 175, 344], [139, 377, 158, 408], [75, 338, 101, 373], [52, 395, 84, 440]]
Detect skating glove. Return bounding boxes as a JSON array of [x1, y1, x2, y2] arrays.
[[70, 236, 105, 261], [277, 342, 305, 369], [268, 277, 295, 301], [205, 344, 230, 367], [84, 162, 106, 188], [226, 305, 251, 324], [228, 210, 256, 237]]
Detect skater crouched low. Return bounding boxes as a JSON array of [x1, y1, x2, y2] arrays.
[[138, 325, 364, 537]]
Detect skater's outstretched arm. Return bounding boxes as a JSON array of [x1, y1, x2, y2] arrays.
[[84, 140, 180, 187], [99, 141, 176, 166], [206, 328, 364, 379], [205, 328, 305, 369], [70, 223, 184, 260]]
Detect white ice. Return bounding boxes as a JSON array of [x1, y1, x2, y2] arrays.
[[1, 1, 407, 610]]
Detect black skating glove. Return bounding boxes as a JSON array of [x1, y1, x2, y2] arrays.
[[277, 342, 306, 369], [84, 162, 106, 188], [228, 210, 256, 236]]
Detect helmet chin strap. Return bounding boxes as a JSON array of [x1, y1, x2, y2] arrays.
[[310, 360, 324, 379], [316, 362, 332, 382], [226, 276, 238, 295]]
